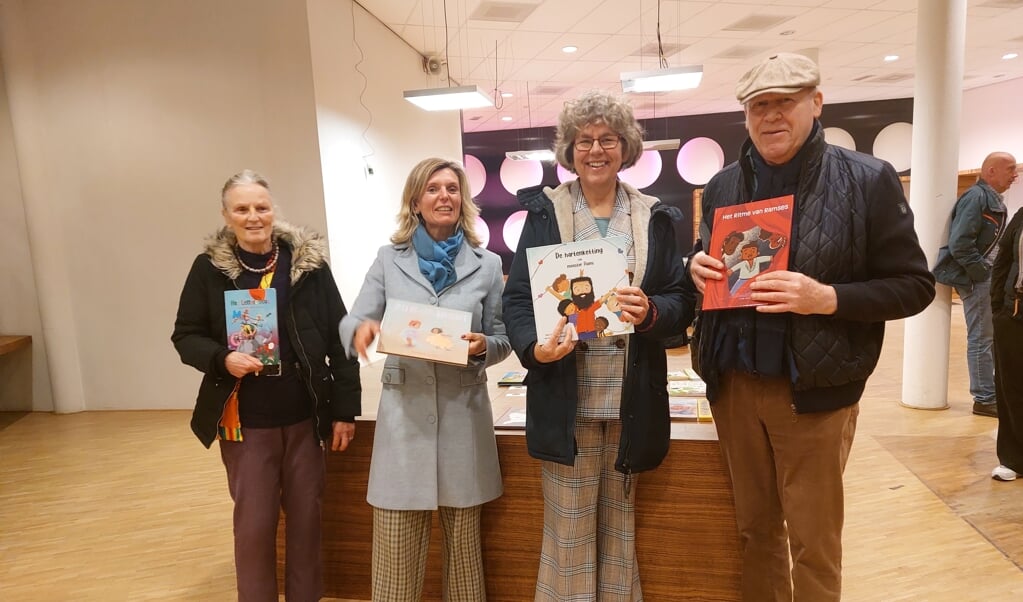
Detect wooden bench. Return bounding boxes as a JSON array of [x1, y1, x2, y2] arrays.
[[0, 335, 33, 412]]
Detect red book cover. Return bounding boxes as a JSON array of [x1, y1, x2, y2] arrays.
[[702, 195, 794, 311]]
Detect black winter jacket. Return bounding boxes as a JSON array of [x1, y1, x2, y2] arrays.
[[502, 181, 694, 474], [693, 124, 935, 412], [172, 221, 361, 448]]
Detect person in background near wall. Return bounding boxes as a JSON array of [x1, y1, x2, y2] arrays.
[[933, 152, 1018, 417], [172, 169, 361, 601], [687, 53, 935, 601], [339, 158, 510, 602], [990, 199, 1023, 482], [502, 90, 693, 601]]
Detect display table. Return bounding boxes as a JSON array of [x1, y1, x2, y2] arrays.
[[279, 419, 741, 601], [0, 335, 32, 412]]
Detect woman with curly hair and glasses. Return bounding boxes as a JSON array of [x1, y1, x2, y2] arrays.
[[502, 91, 694, 600]]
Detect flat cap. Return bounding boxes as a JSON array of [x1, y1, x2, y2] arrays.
[[735, 52, 820, 105]]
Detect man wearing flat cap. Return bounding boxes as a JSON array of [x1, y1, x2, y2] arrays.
[[686, 52, 935, 601]]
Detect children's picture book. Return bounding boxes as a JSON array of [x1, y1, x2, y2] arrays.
[[703, 195, 794, 311], [497, 370, 527, 386], [376, 299, 472, 366], [669, 379, 707, 397], [225, 288, 281, 374], [697, 399, 713, 423], [526, 236, 634, 344], [669, 398, 699, 421]]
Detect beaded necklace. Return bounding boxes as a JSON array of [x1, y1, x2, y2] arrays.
[[236, 240, 279, 275]]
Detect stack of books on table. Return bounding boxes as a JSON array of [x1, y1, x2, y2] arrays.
[[667, 369, 712, 423]]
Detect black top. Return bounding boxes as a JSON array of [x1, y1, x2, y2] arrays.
[[234, 244, 312, 429]]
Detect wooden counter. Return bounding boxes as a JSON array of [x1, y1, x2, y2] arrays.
[[280, 420, 741, 601]]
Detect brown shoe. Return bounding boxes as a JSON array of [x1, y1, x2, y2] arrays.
[[973, 402, 998, 417]]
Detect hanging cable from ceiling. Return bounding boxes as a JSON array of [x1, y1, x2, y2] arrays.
[[350, 1, 376, 163], [493, 40, 504, 110], [656, 0, 669, 69]]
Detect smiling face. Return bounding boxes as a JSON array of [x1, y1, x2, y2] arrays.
[[415, 167, 462, 241], [744, 88, 822, 166], [223, 183, 275, 253], [572, 122, 623, 194]]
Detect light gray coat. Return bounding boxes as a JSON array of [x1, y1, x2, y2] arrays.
[[339, 240, 511, 510]]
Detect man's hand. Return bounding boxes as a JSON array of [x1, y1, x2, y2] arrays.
[[689, 251, 724, 294], [749, 270, 838, 315]]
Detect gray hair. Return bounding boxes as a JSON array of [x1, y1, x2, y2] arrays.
[[391, 158, 481, 247], [221, 169, 272, 208], [553, 91, 645, 173]]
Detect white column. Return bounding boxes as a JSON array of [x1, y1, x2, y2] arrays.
[[901, 0, 968, 410]]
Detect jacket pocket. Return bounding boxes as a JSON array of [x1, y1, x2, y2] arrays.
[[459, 368, 487, 387], [381, 366, 405, 385]]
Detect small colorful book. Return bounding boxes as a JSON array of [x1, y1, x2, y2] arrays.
[[669, 398, 699, 421], [697, 399, 713, 423], [497, 370, 527, 386], [526, 236, 633, 344], [668, 379, 707, 397], [703, 195, 794, 311], [377, 299, 472, 366], [224, 288, 280, 373]]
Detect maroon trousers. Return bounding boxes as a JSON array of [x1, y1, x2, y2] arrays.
[[219, 419, 325, 602]]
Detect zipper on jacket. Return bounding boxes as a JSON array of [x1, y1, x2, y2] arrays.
[[287, 278, 324, 447]]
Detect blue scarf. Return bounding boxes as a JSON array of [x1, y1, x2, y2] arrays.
[[413, 223, 463, 293]]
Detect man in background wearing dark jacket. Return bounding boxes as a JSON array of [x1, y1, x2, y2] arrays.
[[933, 152, 1018, 417], [687, 53, 935, 601]]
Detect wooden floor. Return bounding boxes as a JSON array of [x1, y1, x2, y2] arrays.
[[3, 305, 1023, 600]]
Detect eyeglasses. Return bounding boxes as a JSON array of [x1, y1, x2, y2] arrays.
[[574, 135, 621, 152]]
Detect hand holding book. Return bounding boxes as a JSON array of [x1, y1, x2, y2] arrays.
[[533, 316, 577, 364]]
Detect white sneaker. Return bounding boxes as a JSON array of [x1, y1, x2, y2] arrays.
[[992, 465, 1017, 481]]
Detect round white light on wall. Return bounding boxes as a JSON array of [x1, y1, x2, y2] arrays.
[[676, 137, 724, 185], [463, 154, 487, 198], [474, 216, 491, 249], [500, 158, 544, 194], [619, 150, 663, 190], [557, 163, 576, 184], [502, 210, 528, 251], [823, 127, 856, 151], [872, 122, 913, 172]]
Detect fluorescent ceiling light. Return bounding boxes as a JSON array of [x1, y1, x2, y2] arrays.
[[643, 139, 681, 151], [621, 66, 703, 93], [505, 150, 556, 162], [1003, 52, 1019, 60], [403, 85, 494, 111]]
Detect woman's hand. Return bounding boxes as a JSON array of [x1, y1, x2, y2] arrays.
[[331, 421, 355, 452], [689, 251, 725, 294], [224, 351, 265, 378], [461, 332, 487, 357], [614, 285, 650, 325], [533, 316, 576, 364], [353, 320, 381, 362]]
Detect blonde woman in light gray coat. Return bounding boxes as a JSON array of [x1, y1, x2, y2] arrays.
[[339, 158, 510, 602]]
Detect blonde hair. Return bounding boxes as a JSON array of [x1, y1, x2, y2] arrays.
[[391, 158, 481, 246], [553, 91, 645, 173]]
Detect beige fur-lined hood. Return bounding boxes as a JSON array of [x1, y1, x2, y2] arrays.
[[203, 220, 328, 284]]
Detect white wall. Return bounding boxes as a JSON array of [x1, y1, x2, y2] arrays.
[[305, 0, 462, 308], [960, 76, 1023, 214], [0, 0, 463, 411], [0, 40, 53, 411]]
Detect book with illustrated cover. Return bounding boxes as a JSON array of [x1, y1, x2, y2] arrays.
[[526, 237, 633, 344], [703, 195, 794, 311], [497, 370, 527, 386], [697, 399, 713, 422], [494, 407, 526, 430], [225, 288, 280, 373], [669, 398, 699, 421], [669, 379, 707, 397], [667, 370, 688, 381], [377, 299, 472, 366]]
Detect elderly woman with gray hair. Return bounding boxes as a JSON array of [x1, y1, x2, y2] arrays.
[[172, 169, 361, 601], [502, 91, 693, 600]]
